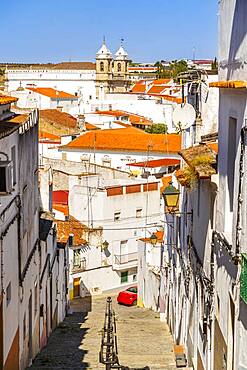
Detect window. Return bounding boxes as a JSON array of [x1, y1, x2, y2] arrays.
[[114, 211, 121, 221], [121, 271, 128, 283], [11, 146, 16, 186], [117, 63, 121, 72], [89, 95, 92, 100], [227, 117, 237, 212], [136, 208, 142, 218], [6, 282, 11, 306], [133, 274, 137, 282], [100, 62, 104, 72]]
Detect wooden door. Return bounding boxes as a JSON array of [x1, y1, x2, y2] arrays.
[[73, 278, 80, 298]]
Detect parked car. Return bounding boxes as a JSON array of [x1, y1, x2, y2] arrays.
[[117, 286, 137, 306]]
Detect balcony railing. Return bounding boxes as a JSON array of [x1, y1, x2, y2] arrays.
[[71, 258, 86, 273], [114, 252, 138, 265]]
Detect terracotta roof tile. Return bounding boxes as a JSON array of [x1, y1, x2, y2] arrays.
[[209, 80, 247, 89], [147, 85, 166, 94], [85, 122, 100, 130], [61, 129, 181, 153], [39, 130, 61, 143], [152, 79, 171, 85], [27, 87, 78, 99], [53, 62, 96, 70], [0, 95, 18, 105], [53, 204, 69, 217], [129, 158, 180, 168], [39, 109, 78, 136], [131, 83, 146, 93], [56, 217, 88, 245]]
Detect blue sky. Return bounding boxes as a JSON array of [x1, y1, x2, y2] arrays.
[[0, 0, 218, 63]]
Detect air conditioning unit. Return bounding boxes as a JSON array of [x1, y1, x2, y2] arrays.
[[0, 161, 13, 195]]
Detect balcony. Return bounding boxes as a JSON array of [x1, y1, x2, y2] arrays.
[[113, 252, 138, 270], [71, 258, 86, 274]]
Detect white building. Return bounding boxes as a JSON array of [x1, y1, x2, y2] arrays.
[[0, 95, 40, 369], [157, 2, 247, 370], [67, 175, 161, 295], [6, 62, 96, 102], [11, 87, 79, 113]]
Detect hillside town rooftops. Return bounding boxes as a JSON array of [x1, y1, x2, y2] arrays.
[[27, 87, 78, 99], [60, 128, 181, 153], [147, 85, 166, 94]]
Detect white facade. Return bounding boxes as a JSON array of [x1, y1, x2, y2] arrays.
[[10, 89, 79, 113], [6, 68, 96, 101], [67, 175, 161, 295]]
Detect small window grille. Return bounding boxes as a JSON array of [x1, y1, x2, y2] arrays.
[[240, 254, 247, 304], [114, 211, 121, 221], [136, 208, 142, 218]]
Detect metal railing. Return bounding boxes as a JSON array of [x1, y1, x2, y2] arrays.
[[71, 258, 86, 273], [114, 252, 138, 265], [99, 297, 150, 370]]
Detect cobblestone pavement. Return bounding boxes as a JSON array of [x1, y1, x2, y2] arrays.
[[28, 292, 176, 370]]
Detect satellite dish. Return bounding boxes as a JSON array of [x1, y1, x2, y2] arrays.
[[173, 103, 196, 130]]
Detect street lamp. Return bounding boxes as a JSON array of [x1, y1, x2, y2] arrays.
[[102, 240, 109, 250], [150, 233, 158, 246], [162, 182, 193, 216], [162, 182, 180, 210]]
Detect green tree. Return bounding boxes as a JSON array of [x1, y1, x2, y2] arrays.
[[154, 61, 171, 79], [169, 60, 188, 78], [145, 123, 168, 134]]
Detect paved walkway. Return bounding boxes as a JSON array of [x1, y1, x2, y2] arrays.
[[29, 293, 176, 370]]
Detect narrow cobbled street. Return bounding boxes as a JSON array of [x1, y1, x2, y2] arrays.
[[29, 292, 176, 370]]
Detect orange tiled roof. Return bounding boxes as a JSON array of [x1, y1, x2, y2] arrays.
[[131, 83, 146, 93], [85, 122, 100, 130], [95, 110, 128, 117], [152, 79, 171, 85], [95, 110, 153, 126], [39, 130, 61, 142], [0, 95, 18, 105], [40, 109, 77, 129], [129, 158, 180, 168], [209, 80, 247, 89], [27, 87, 78, 99], [147, 85, 166, 94], [53, 204, 69, 217], [56, 217, 88, 245], [61, 128, 181, 153]]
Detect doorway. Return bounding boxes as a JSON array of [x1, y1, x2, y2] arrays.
[[73, 278, 80, 298]]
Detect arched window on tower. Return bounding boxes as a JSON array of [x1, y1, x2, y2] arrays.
[[100, 62, 104, 72], [117, 63, 121, 72]]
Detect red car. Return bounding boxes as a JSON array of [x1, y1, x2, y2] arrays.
[[117, 286, 137, 306]]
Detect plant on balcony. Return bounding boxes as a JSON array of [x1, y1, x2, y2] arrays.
[[176, 154, 215, 189]]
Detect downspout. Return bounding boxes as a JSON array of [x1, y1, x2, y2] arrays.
[[235, 124, 247, 263]]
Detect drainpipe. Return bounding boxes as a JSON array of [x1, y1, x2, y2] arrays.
[[235, 124, 247, 263]]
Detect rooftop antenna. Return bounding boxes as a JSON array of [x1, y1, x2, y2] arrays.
[[192, 46, 196, 62], [103, 35, 106, 45]]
